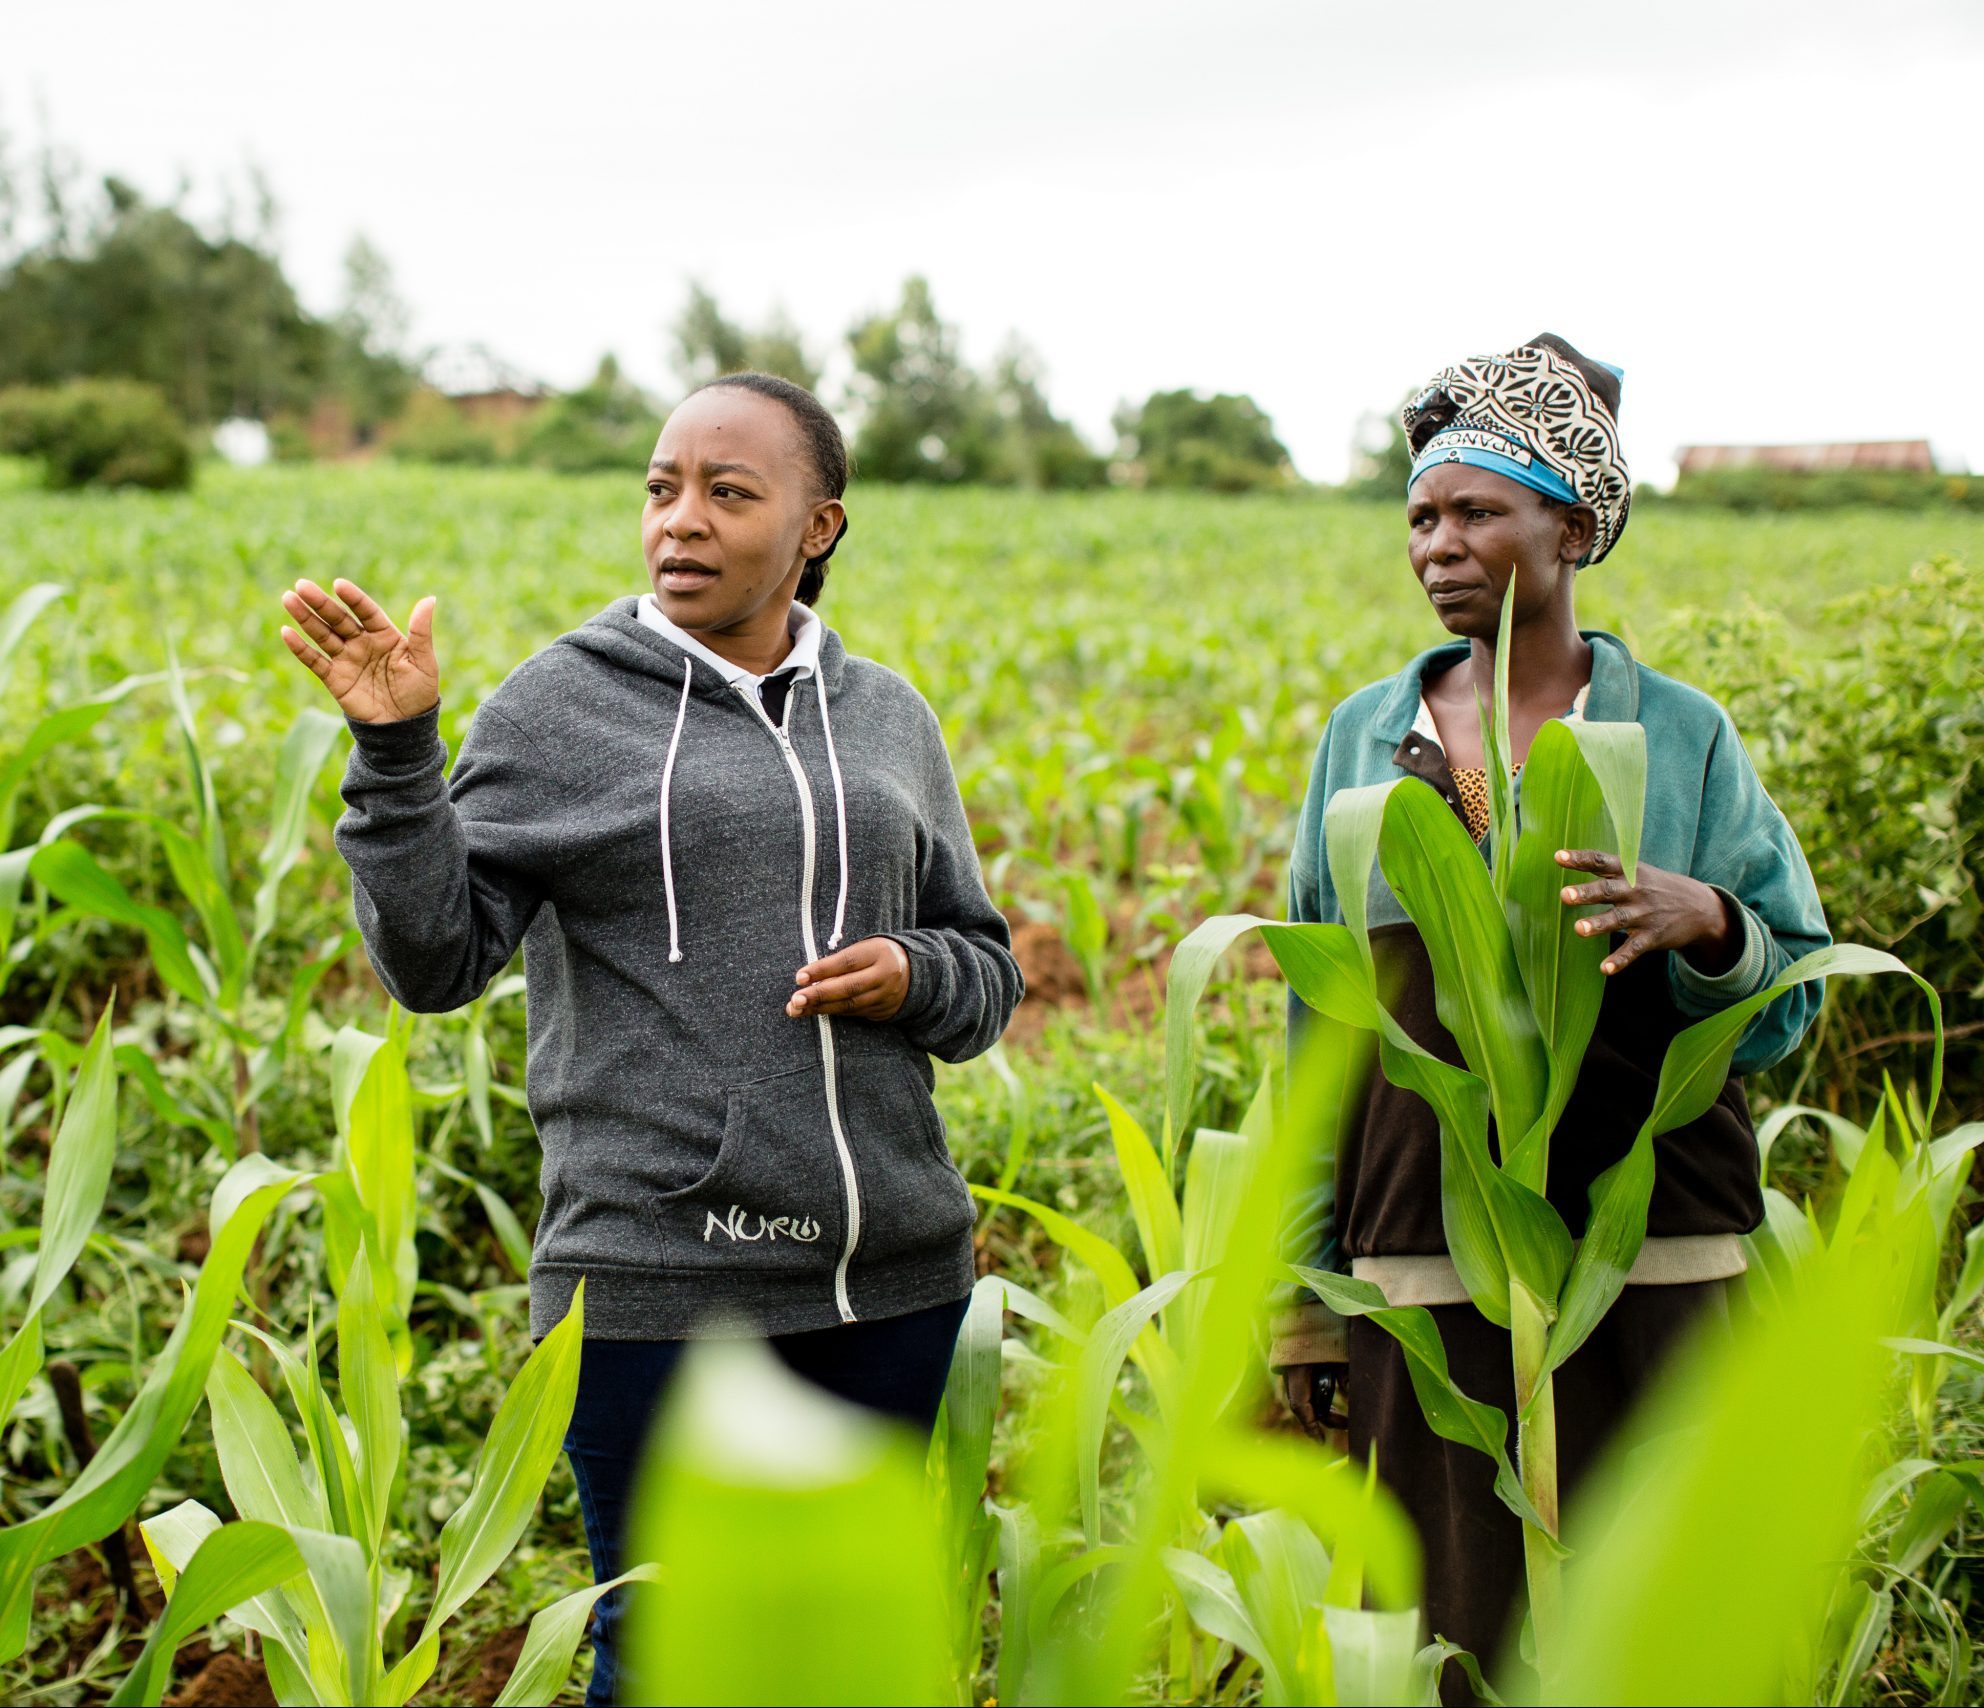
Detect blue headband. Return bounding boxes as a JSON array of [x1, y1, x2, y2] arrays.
[[1408, 422, 1579, 506]]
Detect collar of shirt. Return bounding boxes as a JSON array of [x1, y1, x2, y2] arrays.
[[1410, 682, 1589, 750], [636, 594, 823, 692]]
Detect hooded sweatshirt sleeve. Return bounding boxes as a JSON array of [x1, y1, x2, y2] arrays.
[[334, 701, 564, 1013], [885, 704, 1023, 1063]]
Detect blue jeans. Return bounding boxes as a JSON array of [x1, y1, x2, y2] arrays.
[[562, 1294, 971, 1707]]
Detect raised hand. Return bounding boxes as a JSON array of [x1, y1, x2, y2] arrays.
[[279, 578, 440, 724]]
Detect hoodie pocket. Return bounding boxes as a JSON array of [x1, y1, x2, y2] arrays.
[[842, 1054, 976, 1266], [652, 1062, 844, 1273]]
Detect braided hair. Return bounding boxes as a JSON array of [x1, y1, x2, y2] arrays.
[[695, 372, 850, 606]]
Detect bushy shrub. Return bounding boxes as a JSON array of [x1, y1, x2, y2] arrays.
[[1666, 467, 1983, 512], [1657, 555, 1982, 1105], [385, 388, 502, 466], [0, 379, 195, 490], [517, 356, 659, 474]]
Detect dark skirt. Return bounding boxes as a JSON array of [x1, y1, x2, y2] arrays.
[[1348, 1280, 1729, 1677]]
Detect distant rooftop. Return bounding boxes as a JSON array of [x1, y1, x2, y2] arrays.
[[422, 343, 552, 400], [1676, 440, 1935, 475]]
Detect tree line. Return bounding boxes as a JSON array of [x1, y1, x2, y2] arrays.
[[0, 142, 1304, 494]]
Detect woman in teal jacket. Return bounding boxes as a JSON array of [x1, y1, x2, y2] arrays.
[[1273, 335, 1829, 1664]]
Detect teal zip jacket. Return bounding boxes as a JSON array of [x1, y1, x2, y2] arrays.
[[1284, 629, 1829, 1280]]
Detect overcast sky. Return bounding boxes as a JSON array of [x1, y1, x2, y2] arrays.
[[8, 0, 1981, 483]]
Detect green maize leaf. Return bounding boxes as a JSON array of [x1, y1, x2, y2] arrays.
[[1290, 1267, 1552, 1537], [1165, 911, 1280, 1161], [1027, 1544, 1137, 1651], [0, 845, 32, 987], [152, 816, 245, 997], [1075, 1270, 1201, 1543], [1562, 719, 1645, 888], [337, 1242, 403, 1551], [1546, 943, 1941, 1381], [331, 1025, 417, 1329], [970, 1184, 1141, 1311], [1415, 1639, 1505, 1706], [1259, 920, 1386, 1031], [251, 706, 344, 959], [1944, 1221, 1984, 1330], [1888, 1468, 1976, 1578], [1323, 782, 1395, 976], [993, 1276, 1086, 1345], [0, 1155, 309, 1662], [0, 677, 164, 849], [1199, 1423, 1420, 1613], [207, 1347, 326, 1531], [1323, 1606, 1422, 1708], [1095, 1084, 1183, 1279], [1544, 1182, 1899, 1705], [993, 1502, 1045, 1706], [29, 839, 210, 1005], [1175, 1127, 1257, 1376], [935, 1274, 1006, 1566], [1216, 1510, 1331, 1705], [1887, 1336, 1984, 1374], [624, 1336, 950, 1706], [1483, 570, 1518, 896], [232, 1319, 365, 1544], [1501, 720, 1619, 1189], [490, 1564, 663, 1707], [290, 1523, 377, 1705], [1828, 1582, 1895, 1707], [1379, 779, 1547, 1151], [464, 1024, 495, 1149], [108, 1519, 305, 1707], [0, 583, 64, 692], [1162, 1547, 1270, 1681], [423, 1151, 534, 1280], [166, 649, 230, 906], [26, 1000, 117, 1319], [136, 1501, 317, 1691], [113, 1045, 235, 1157], [0, 1313, 44, 1430], [393, 1282, 586, 1701], [1755, 1102, 1869, 1180]]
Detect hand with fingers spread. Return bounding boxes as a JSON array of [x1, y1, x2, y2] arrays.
[[1555, 848, 1741, 978], [787, 937, 912, 1022], [278, 577, 440, 724]]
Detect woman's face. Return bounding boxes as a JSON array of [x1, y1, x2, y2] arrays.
[[1405, 463, 1594, 638], [642, 389, 842, 634]]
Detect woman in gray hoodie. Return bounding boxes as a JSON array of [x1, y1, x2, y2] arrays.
[[278, 373, 1021, 1703]]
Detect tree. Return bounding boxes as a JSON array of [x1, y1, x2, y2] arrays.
[[1342, 402, 1414, 498], [986, 341, 1105, 490], [519, 353, 661, 473], [670, 282, 820, 393], [1111, 389, 1295, 493], [324, 235, 416, 438], [844, 276, 1003, 483]]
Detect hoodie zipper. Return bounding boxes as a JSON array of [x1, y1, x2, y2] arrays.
[[739, 679, 862, 1323]]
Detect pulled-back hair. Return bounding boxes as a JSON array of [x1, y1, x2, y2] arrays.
[[695, 372, 850, 606]]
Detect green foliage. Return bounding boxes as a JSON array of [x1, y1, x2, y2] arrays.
[[847, 276, 1006, 484], [385, 389, 502, 465], [0, 379, 193, 490], [671, 281, 822, 392], [1113, 389, 1295, 493], [517, 353, 660, 474], [1667, 466, 1984, 512]]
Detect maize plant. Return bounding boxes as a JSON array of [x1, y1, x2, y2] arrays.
[[1163, 588, 1947, 1673]]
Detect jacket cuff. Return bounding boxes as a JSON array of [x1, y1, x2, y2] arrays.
[[1269, 1301, 1348, 1368], [885, 930, 950, 1032], [346, 705, 446, 776], [1669, 886, 1771, 1014]]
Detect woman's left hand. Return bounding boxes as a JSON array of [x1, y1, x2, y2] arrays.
[[1555, 849, 1740, 977], [787, 937, 912, 1020]]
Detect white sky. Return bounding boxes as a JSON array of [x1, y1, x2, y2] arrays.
[[7, 0, 1981, 484]]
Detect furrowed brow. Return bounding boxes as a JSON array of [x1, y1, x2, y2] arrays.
[[702, 460, 766, 481]]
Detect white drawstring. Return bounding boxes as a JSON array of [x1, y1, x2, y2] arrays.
[[813, 674, 852, 950], [657, 656, 693, 963]]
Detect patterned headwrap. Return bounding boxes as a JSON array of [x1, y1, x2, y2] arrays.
[[1403, 334, 1631, 565]]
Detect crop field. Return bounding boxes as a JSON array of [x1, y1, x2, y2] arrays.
[[0, 460, 1980, 1704]]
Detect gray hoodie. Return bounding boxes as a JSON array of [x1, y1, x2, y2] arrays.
[[334, 597, 1022, 1339]]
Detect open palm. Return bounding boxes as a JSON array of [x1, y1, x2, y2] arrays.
[[279, 578, 440, 724]]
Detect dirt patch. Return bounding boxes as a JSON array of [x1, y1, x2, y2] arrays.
[[168, 1651, 276, 1708], [457, 1622, 532, 1706], [1001, 919, 1089, 1046]]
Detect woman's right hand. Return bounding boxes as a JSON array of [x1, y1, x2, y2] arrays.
[[279, 578, 440, 724]]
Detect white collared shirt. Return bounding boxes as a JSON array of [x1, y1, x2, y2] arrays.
[[636, 594, 823, 708]]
